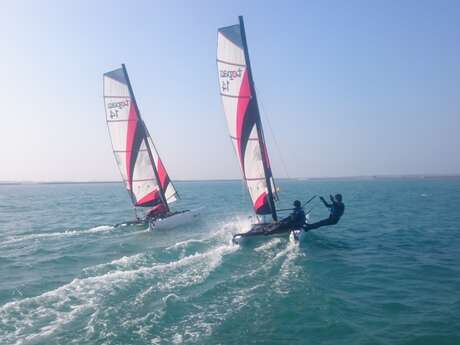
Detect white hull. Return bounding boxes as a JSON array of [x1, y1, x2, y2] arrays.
[[149, 208, 201, 231], [232, 230, 292, 245], [232, 221, 308, 245], [290, 229, 307, 242]]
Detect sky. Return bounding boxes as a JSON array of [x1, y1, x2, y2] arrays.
[[1, 0, 459, 181]]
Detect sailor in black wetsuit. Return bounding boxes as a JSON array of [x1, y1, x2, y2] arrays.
[[303, 194, 344, 231], [285, 200, 307, 227], [264, 200, 306, 235]]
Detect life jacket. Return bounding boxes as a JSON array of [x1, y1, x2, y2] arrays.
[[292, 207, 306, 225]]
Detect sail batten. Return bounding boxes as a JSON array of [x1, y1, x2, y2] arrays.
[[217, 17, 278, 220], [103, 65, 177, 209]]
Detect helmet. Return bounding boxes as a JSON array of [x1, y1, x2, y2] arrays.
[[293, 200, 301, 208]]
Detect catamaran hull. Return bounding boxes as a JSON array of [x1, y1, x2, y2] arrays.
[[232, 223, 306, 244], [290, 229, 307, 242], [149, 208, 201, 231]]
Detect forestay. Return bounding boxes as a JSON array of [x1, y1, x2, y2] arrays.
[[217, 18, 278, 220], [103, 65, 177, 209]]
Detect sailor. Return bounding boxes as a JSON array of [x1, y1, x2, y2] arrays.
[[283, 200, 306, 227], [264, 200, 306, 235], [146, 203, 168, 221], [303, 194, 344, 231]]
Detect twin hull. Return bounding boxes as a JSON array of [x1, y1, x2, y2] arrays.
[[149, 208, 201, 231], [232, 222, 307, 244]]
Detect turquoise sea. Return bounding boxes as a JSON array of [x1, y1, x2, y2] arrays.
[[1, 179, 459, 344]]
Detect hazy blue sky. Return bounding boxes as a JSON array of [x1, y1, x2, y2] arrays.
[[1, 0, 459, 181]]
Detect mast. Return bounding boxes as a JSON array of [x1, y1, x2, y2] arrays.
[[238, 16, 278, 222], [121, 64, 169, 212]]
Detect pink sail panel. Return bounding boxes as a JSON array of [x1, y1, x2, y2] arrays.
[[217, 24, 274, 216], [103, 66, 177, 207], [146, 134, 178, 203]]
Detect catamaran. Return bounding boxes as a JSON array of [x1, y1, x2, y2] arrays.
[[217, 16, 307, 243], [103, 64, 200, 230]]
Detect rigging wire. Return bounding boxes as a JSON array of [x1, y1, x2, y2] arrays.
[[254, 84, 292, 181]]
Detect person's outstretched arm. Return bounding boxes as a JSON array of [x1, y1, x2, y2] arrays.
[[320, 196, 331, 208], [330, 194, 340, 207]]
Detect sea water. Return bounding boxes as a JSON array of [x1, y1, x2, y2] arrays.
[[0, 179, 459, 344]]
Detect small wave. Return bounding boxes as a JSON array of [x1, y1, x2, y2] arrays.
[[159, 216, 248, 252], [84, 219, 239, 279], [1, 225, 115, 246], [166, 238, 206, 250], [254, 238, 282, 252], [154, 244, 238, 292], [82, 252, 148, 277], [0, 243, 237, 344], [273, 240, 304, 294], [134, 286, 155, 305], [235, 238, 304, 295], [162, 293, 182, 305], [157, 283, 263, 343]]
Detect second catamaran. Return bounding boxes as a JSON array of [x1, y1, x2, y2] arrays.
[[217, 16, 305, 243], [103, 64, 200, 230]]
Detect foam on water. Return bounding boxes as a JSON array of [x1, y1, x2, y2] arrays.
[[254, 237, 282, 252], [1, 225, 116, 246], [0, 233, 238, 344], [2, 180, 460, 344], [273, 238, 305, 295]]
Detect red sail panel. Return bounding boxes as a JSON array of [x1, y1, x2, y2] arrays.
[[125, 101, 138, 189], [146, 133, 178, 203]]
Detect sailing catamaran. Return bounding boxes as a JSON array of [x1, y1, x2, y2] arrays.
[[217, 16, 306, 243], [103, 64, 200, 230]]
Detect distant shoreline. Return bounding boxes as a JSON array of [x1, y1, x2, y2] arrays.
[[1, 174, 460, 186]]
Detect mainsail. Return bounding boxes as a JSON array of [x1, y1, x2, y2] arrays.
[[103, 65, 178, 210], [217, 17, 278, 221]]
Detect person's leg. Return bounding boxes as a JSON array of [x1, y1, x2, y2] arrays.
[[303, 218, 334, 231]]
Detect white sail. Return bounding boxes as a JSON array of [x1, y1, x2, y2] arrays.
[[103, 66, 177, 208], [217, 21, 277, 219]]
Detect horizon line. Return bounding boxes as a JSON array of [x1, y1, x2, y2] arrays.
[[1, 173, 460, 185]]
